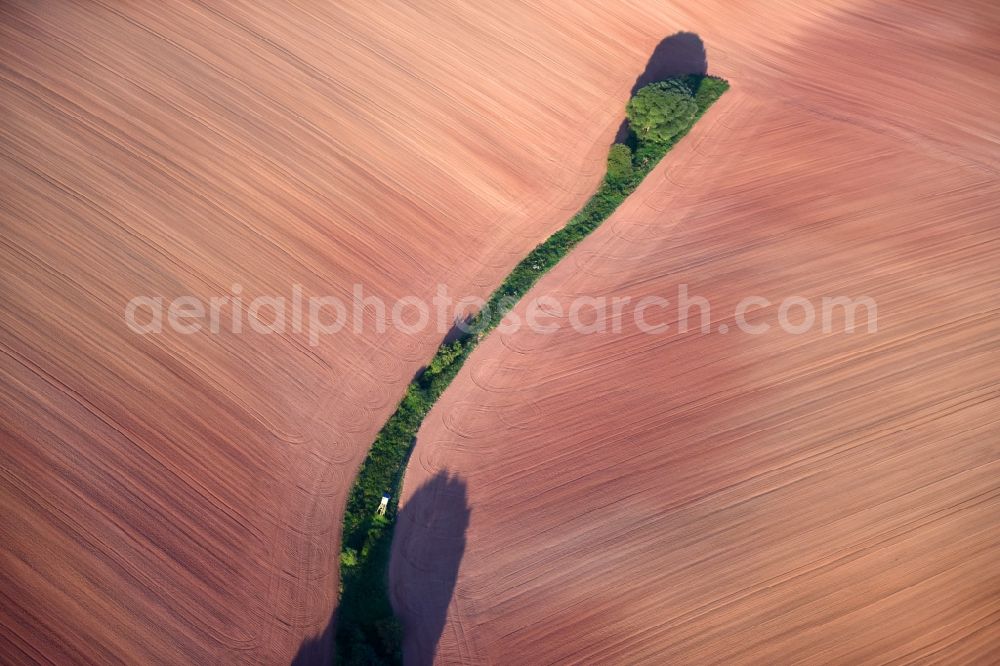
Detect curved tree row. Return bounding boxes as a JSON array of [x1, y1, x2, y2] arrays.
[[334, 74, 730, 665]]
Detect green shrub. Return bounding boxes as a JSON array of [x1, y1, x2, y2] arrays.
[[606, 143, 634, 186], [340, 548, 358, 569], [691, 76, 729, 111]]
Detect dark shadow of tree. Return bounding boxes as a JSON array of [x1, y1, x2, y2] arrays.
[[389, 471, 470, 665], [289, 470, 469, 665], [290, 612, 335, 665], [614, 32, 707, 144]]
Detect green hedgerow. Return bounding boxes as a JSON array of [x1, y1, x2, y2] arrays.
[[335, 75, 729, 664]]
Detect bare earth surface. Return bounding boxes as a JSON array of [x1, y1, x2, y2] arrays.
[[392, 2, 1000, 663], [0, 2, 782, 663]]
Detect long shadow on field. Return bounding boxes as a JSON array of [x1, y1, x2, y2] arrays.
[[390, 470, 471, 665], [614, 32, 708, 144]]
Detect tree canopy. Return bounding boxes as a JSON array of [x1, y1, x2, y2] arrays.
[[626, 79, 698, 145]]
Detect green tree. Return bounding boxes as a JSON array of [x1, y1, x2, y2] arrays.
[[626, 80, 697, 145], [606, 143, 634, 186]]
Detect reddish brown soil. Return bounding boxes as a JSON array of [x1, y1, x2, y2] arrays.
[[0, 2, 785, 663], [392, 2, 1000, 663]]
